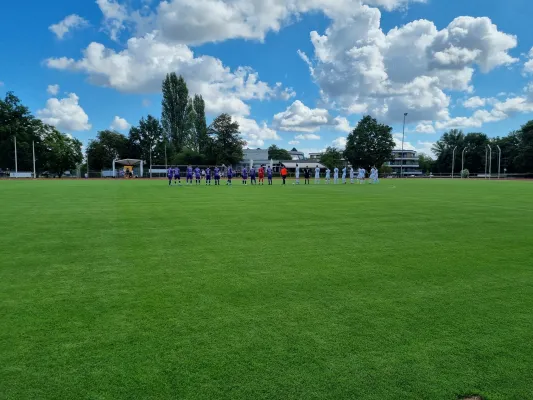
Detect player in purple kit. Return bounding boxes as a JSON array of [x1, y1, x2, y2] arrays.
[[186, 164, 193, 185], [250, 166, 256, 185], [174, 166, 181, 185], [214, 166, 220, 185], [267, 166, 273, 185], [227, 166, 233, 185], [167, 167, 173, 186], [205, 167, 211, 185], [242, 167, 248, 185], [194, 166, 201, 185]]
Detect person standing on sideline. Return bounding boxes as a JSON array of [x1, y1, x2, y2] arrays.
[[167, 166, 174, 186], [194, 166, 201, 185], [227, 166, 233, 185], [281, 166, 288, 185], [258, 165, 265, 185], [304, 166, 310, 185], [174, 166, 181, 185], [314, 165, 321, 184], [250, 166, 256, 185], [242, 167, 248, 185], [325, 168, 331, 184], [214, 166, 220, 185], [267, 165, 273, 185], [334, 167, 339, 184], [186, 164, 193, 185], [349, 166, 355, 184], [342, 166, 347, 184], [295, 163, 300, 185], [205, 167, 211, 185]]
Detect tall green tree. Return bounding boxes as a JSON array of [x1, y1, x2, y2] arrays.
[[418, 153, 435, 174], [0, 91, 44, 171], [267, 144, 292, 160], [208, 113, 245, 165], [128, 115, 166, 165], [344, 115, 395, 169], [492, 133, 520, 172], [431, 129, 465, 173], [161, 73, 189, 152], [86, 130, 129, 171], [463, 132, 489, 173], [193, 95, 208, 153], [42, 128, 83, 177], [515, 120, 533, 172], [319, 147, 344, 170]]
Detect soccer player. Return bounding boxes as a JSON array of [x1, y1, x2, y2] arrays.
[[186, 164, 193, 185], [334, 167, 339, 184], [258, 165, 265, 185], [242, 167, 248, 185], [295, 163, 300, 185], [349, 166, 355, 184], [325, 168, 331, 184], [250, 166, 256, 185], [342, 166, 347, 184], [205, 167, 211, 185], [281, 166, 288, 185], [214, 166, 220, 185], [194, 166, 201, 185], [227, 166, 233, 185], [267, 166, 273, 185], [358, 167, 366, 184], [315, 165, 320, 184], [304, 166, 310, 185], [167, 166, 174, 186], [174, 166, 181, 185]]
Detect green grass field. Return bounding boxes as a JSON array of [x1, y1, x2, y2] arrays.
[[1, 178, 533, 400]]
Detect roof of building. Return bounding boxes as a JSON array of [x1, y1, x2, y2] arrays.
[[279, 161, 326, 169]]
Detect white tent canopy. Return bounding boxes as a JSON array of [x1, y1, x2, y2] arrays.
[[113, 159, 145, 177]]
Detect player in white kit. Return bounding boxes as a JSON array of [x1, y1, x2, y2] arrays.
[[325, 168, 331, 184], [358, 167, 366, 184], [349, 167, 355, 184], [295, 163, 300, 185], [333, 167, 339, 184], [342, 166, 347, 184], [314, 165, 320, 184]]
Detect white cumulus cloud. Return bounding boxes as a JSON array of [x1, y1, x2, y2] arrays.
[[272, 100, 350, 133], [49, 14, 89, 39], [295, 133, 321, 140], [45, 32, 290, 117], [110, 116, 131, 131], [37, 93, 91, 131], [235, 116, 280, 148], [332, 137, 347, 149], [47, 84, 60, 96]]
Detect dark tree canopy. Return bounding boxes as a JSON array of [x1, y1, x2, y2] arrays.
[[268, 145, 292, 160], [161, 73, 189, 152], [208, 113, 245, 165], [344, 115, 395, 169], [319, 147, 344, 170]]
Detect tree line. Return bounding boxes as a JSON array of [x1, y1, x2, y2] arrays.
[[88, 73, 245, 170], [0, 92, 83, 176], [420, 122, 533, 174]]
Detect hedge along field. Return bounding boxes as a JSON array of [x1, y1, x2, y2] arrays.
[[1, 178, 532, 400]]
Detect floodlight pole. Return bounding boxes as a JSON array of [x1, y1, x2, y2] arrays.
[[451, 146, 457, 178], [487, 144, 492, 180], [461, 147, 467, 178], [496, 145, 501, 179], [400, 112, 408, 178], [32, 141, 36, 178], [485, 147, 488, 179], [149, 141, 153, 179], [14, 135, 18, 176]]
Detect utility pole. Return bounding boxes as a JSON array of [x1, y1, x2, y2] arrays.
[[400, 112, 408, 178]]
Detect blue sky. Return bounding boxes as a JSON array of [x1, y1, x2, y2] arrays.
[[1, 0, 533, 157]]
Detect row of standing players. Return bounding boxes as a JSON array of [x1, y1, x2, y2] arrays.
[[167, 164, 379, 186]]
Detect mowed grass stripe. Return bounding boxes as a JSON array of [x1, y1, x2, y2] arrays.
[[1, 179, 532, 400]]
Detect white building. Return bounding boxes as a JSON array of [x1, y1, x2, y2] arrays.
[[386, 150, 422, 176]]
